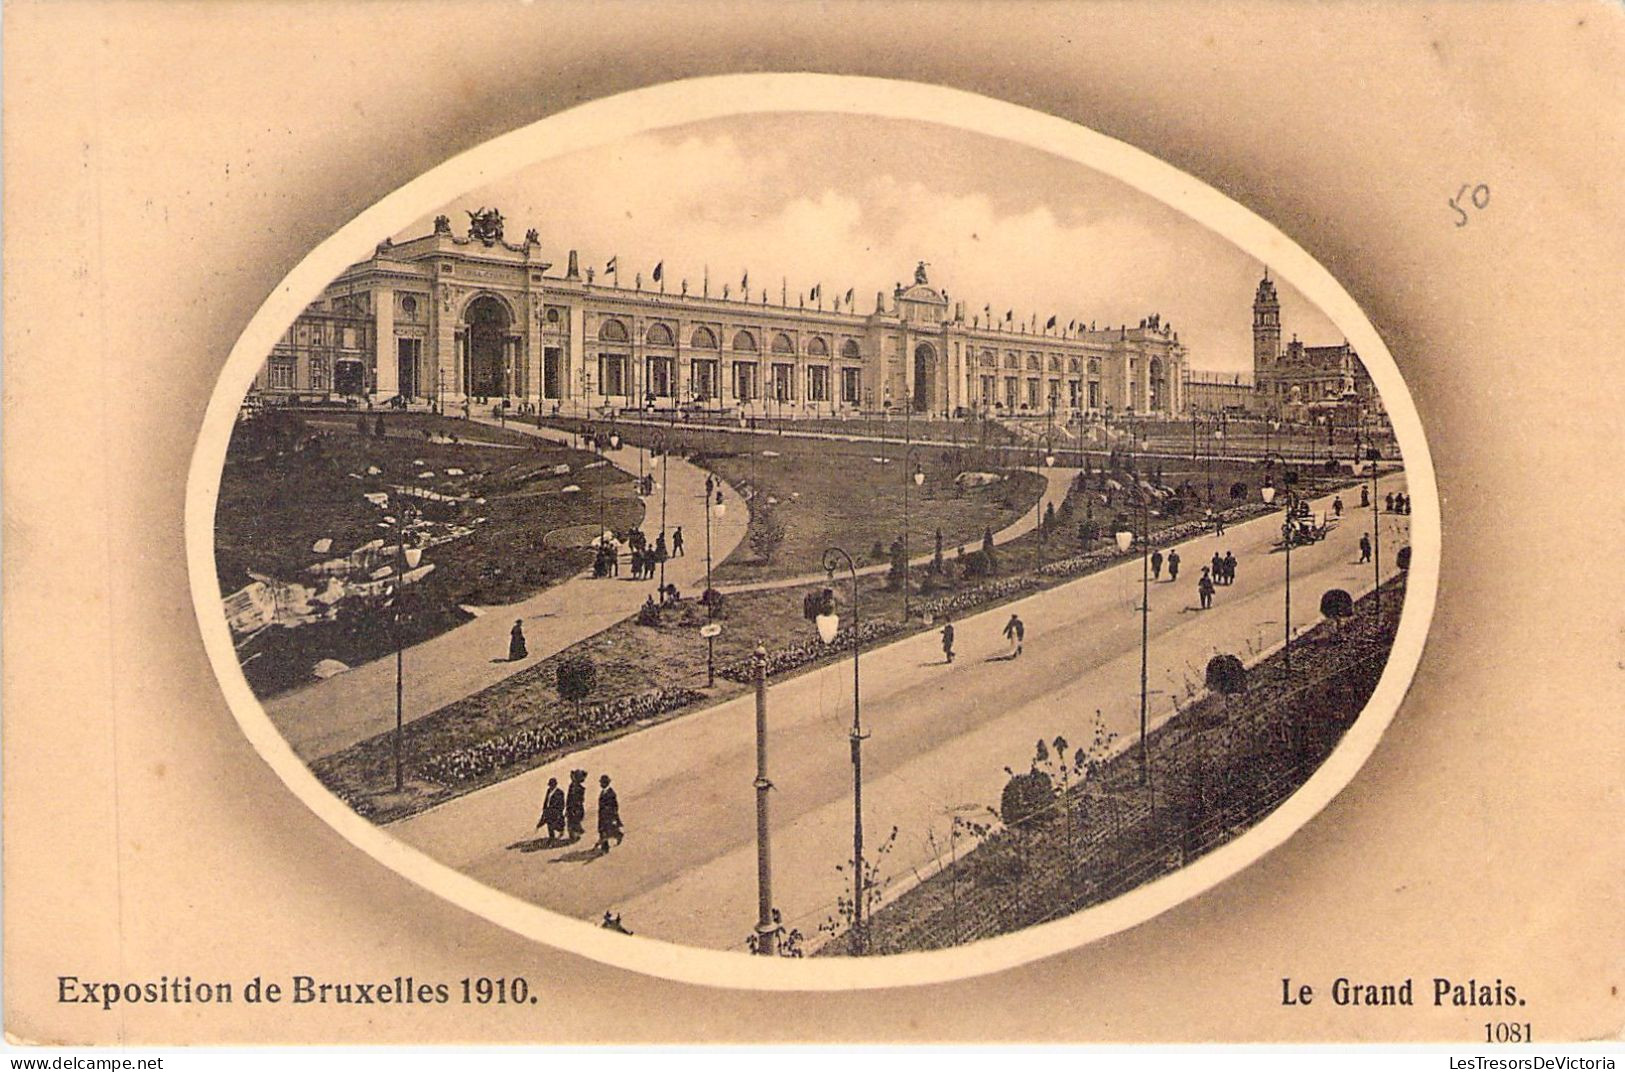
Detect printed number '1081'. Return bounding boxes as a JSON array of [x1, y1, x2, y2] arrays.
[[1485, 1022, 1531, 1043]]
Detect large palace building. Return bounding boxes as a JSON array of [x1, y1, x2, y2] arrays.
[[251, 209, 1190, 418]]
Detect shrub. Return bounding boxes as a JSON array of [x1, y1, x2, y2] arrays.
[[636, 599, 662, 627], [1320, 588, 1355, 635], [1000, 768, 1054, 828], [555, 655, 597, 718], [1396, 546, 1412, 571], [750, 507, 787, 564], [962, 549, 996, 578], [699, 588, 726, 616], [1229, 481, 1248, 501], [1205, 654, 1247, 697]]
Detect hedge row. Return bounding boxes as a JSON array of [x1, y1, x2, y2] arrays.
[[420, 686, 706, 785]]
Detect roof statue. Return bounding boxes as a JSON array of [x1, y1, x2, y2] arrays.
[[525, 227, 540, 246], [915, 260, 930, 285], [466, 207, 504, 245], [433, 214, 452, 235]]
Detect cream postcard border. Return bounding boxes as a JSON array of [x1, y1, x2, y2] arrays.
[[183, 73, 1441, 992]]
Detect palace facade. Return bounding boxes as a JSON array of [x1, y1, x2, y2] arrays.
[[250, 210, 1191, 418]]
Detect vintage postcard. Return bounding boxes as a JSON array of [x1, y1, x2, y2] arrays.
[[4, 0, 1621, 1051]]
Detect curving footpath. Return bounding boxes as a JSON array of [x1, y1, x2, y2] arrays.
[[262, 417, 749, 762]]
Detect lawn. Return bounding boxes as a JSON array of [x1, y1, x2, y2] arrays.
[[215, 410, 643, 697], [536, 416, 1046, 584]]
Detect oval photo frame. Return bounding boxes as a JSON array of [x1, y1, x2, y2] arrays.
[[186, 73, 1440, 991]]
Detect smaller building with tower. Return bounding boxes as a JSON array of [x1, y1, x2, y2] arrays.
[[1251, 268, 1379, 422]]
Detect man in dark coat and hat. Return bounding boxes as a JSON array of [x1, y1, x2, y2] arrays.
[[508, 619, 528, 661], [594, 774, 624, 854], [565, 770, 588, 842], [536, 777, 566, 841]]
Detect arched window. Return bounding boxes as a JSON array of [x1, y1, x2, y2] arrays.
[[732, 330, 758, 352], [1048, 355, 1061, 372], [599, 318, 629, 343], [807, 336, 829, 357], [646, 322, 674, 347], [840, 339, 861, 359], [691, 325, 718, 349], [980, 349, 996, 367], [771, 332, 795, 354]]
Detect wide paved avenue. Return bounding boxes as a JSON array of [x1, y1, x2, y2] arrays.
[[392, 474, 1411, 950]]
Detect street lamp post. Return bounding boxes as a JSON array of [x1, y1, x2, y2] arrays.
[[391, 500, 423, 793], [658, 436, 669, 593], [816, 547, 866, 954], [1367, 445, 1382, 622], [902, 445, 925, 621], [1116, 474, 1151, 788], [751, 643, 775, 956], [704, 476, 725, 687], [1260, 453, 1297, 676]]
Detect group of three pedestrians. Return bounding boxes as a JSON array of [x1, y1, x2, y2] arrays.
[[536, 769, 625, 854]]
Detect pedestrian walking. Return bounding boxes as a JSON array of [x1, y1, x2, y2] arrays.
[[1003, 613, 1025, 658], [1385, 492, 1395, 513], [536, 777, 566, 841], [1333, 495, 1344, 518], [1215, 509, 1226, 536], [941, 619, 955, 664], [508, 619, 528, 662], [1223, 550, 1237, 586], [1167, 548, 1181, 582], [565, 770, 587, 842], [1359, 532, 1372, 563], [1360, 485, 1370, 508], [1151, 549, 1164, 581], [1211, 551, 1223, 583], [672, 527, 685, 557], [594, 774, 624, 854], [1198, 567, 1215, 609], [1400, 493, 1411, 515], [654, 532, 668, 562]]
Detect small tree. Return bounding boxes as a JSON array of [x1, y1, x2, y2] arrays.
[[885, 537, 908, 591], [932, 528, 945, 574], [556, 655, 597, 719], [1205, 653, 1247, 716], [1396, 545, 1412, 571], [982, 525, 995, 557], [1229, 480, 1248, 501], [750, 507, 787, 564], [1043, 501, 1057, 533], [1320, 588, 1355, 637]]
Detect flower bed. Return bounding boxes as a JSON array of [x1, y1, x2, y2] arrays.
[[420, 686, 705, 785], [717, 619, 903, 683], [913, 576, 1044, 622]]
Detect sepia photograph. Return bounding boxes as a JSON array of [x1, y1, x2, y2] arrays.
[[5, 1, 1620, 1053], [198, 100, 1433, 979]]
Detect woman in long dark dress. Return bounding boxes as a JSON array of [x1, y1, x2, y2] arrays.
[[508, 619, 528, 661], [594, 774, 624, 854], [565, 770, 587, 842]]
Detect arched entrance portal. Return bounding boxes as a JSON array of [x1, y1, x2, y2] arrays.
[[913, 343, 936, 413], [465, 296, 511, 398]]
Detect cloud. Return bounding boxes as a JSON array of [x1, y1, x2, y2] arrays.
[[399, 115, 1344, 372]]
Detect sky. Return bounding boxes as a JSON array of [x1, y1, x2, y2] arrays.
[[397, 113, 1342, 375]]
